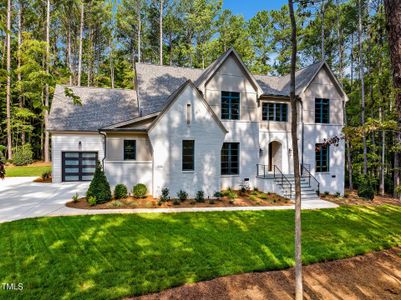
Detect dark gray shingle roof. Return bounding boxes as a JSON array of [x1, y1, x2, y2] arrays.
[[48, 85, 139, 131], [255, 61, 324, 97], [135, 63, 203, 116]]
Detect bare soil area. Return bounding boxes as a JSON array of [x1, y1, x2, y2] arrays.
[[66, 191, 291, 209], [133, 247, 401, 300], [322, 189, 401, 206]]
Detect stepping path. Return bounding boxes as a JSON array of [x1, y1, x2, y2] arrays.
[[0, 177, 338, 224]]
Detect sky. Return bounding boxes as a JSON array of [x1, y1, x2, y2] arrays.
[[222, 0, 287, 20]]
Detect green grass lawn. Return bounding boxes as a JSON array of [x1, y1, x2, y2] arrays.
[[1, 206, 401, 299], [5, 165, 51, 177]]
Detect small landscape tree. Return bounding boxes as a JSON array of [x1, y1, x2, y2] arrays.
[[86, 161, 112, 204]]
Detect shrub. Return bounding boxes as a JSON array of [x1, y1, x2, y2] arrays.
[[258, 193, 268, 200], [172, 198, 181, 205], [133, 183, 147, 198], [195, 190, 205, 203], [114, 184, 128, 199], [358, 176, 375, 200], [86, 161, 112, 204], [229, 199, 235, 204], [227, 191, 238, 200], [12, 144, 33, 166], [177, 190, 188, 201], [335, 192, 341, 197], [249, 195, 258, 201], [324, 191, 330, 196], [112, 200, 123, 207], [72, 193, 79, 203], [88, 196, 97, 206], [160, 187, 169, 202], [209, 198, 215, 204], [213, 191, 222, 200], [42, 170, 52, 180]]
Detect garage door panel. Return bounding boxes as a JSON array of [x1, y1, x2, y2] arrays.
[[62, 151, 98, 182]]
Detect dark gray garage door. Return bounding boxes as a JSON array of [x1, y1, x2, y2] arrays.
[[62, 152, 98, 182]]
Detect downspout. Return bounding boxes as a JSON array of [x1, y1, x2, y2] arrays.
[[98, 130, 107, 169]]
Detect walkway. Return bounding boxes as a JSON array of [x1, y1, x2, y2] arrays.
[[0, 177, 338, 224]]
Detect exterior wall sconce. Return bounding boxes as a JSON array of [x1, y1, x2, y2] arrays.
[[78, 141, 82, 150]]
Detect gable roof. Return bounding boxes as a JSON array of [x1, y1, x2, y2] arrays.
[[148, 80, 228, 134], [194, 48, 264, 97], [48, 85, 139, 131]]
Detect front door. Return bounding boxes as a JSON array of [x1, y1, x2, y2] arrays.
[[62, 152, 98, 182]]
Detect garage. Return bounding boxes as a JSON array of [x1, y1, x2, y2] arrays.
[[62, 152, 98, 182]]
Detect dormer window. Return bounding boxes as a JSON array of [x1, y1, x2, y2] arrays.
[[221, 91, 240, 120], [262, 103, 288, 122]]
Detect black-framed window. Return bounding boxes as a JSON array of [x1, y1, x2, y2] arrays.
[[221, 91, 240, 120], [316, 143, 329, 172], [315, 98, 330, 123], [262, 103, 288, 121], [124, 140, 136, 160], [221, 143, 239, 175], [182, 140, 195, 171]]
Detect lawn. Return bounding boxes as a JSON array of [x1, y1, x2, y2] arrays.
[[1, 206, 401, 299], [5, 165, 51, 177]]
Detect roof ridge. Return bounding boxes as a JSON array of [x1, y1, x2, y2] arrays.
[[135, 62, 204, 71], [57, 84, 135, 92]]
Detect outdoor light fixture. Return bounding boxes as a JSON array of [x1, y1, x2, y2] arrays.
[[78, 141, 82, 150]]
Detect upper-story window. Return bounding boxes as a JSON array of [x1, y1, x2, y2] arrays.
[[315, 98, 330, 123], [221, 91, 240, 120], [262, 103, 288, 122], [124, 140, 136, 160]]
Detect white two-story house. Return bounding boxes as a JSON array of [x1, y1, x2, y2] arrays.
[[48, 48, 347, 199]]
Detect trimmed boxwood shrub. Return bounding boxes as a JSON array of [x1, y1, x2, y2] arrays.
[[133, 183, 147, 198], [114, 184, 128, 199], [13, 144, 33, 166], [86, 161, 112, 204], [195, 190, 205, 203], [177, 190, 188, 201]]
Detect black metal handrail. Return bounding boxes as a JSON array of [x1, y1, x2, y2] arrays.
[[301, 164, 320, 195], [256, 164, 268, 178], [273, 165, 293, 198]]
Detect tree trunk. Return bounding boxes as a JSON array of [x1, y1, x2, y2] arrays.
[[110, 39, 114, 89], [288, 1, 303, 299], [18, 1, 25, 144], [137, 1, 141, 63], [78, 1, 84, 86], [6, 0, 12, 160], [68, 23, 73, 85], [384, 0, 401, 198], [321, 0, 325, 60], [44, 0, 50, 163], [379, 107, 386, 195], [358, 0, 367, 175], [159, 0, 163, 66]]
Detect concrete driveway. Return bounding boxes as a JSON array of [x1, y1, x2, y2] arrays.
[[0, 177, 90, 223], [0, 177, 338, 224]]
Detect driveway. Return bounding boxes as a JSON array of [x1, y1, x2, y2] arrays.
[[0, 177, 338, 224]]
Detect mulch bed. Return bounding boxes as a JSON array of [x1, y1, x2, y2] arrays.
[[322, 189, 401, 206], [131, 247, 401, 300], [66, 191, 291, 209], [33, 177, 52, 183]]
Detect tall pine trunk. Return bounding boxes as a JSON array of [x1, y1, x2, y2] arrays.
[[159, 0, 163, 65], [44, 0, 50, 162], [78, 1, 84, 86], [384, 0, 401, 198], [18, 1, 25, 144], [137, 0, 141, 63], [68, 23, 73, 85], [288, 1, 303, 299], [358, 0, 367, 175], [321, 0, 325, 60], [6, 0, 12, 160]]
